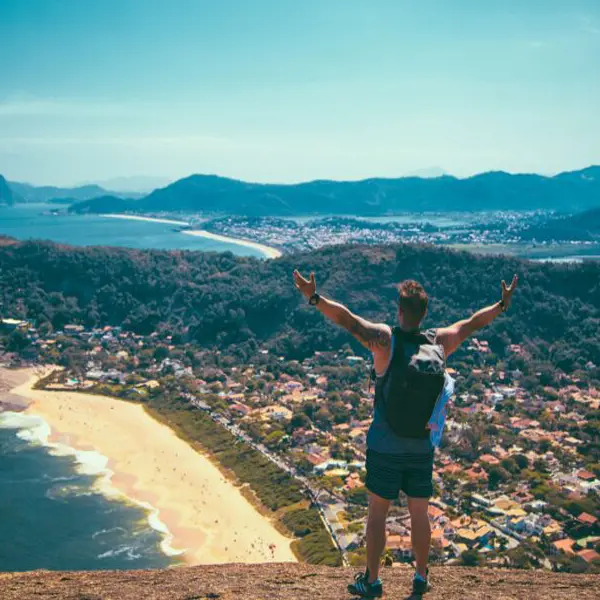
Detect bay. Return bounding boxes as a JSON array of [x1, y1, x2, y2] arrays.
[[0, 204, 266, 258]]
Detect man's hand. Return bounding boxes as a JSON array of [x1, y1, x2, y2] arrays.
[[293, 269, 316, 300], [502, 274, 519, 310]]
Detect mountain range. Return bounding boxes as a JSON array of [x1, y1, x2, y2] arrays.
[[4, 166, 599, 215], [6, 181, 145, 203], [8, 181, 115, 203]]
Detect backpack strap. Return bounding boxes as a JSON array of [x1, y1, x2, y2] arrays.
[[394, 327, 430, 348], [370, 326, 399, 391], [390, 326, 407, 366]]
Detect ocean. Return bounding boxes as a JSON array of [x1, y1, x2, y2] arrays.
[[0, 411, 180, 571], [0, 203, 266, 258]]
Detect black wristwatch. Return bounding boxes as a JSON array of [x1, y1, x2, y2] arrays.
[[499, 299, 506, 312], [309, 293, 320, 306]]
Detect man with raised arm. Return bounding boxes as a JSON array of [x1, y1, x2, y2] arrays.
[[293, 270, 518, 597]]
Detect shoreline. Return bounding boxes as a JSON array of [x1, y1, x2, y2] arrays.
[[101, 213, 283, 259], [4, 368, 296, 565], [183, 229, 283, 259], [102, 214, 190, 226]]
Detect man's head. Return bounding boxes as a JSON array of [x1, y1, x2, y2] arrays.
[[397, 280, 428, 329]]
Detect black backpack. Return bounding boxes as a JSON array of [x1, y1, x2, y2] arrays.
[[374, 327, 446, 439]]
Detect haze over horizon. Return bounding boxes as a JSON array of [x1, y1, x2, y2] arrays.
[[1, 0, 599, 187]]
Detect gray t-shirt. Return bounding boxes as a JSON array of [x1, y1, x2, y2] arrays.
[[366, 332, 434, 455]]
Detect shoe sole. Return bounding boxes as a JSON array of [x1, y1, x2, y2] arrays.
[[347, 586, 383, 598]]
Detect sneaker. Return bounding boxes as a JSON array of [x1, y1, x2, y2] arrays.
[[347, 571, 383, 598], [411, 570, 431, 596]]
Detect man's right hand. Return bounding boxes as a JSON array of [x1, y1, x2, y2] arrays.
[[293, 270, 316, 300]]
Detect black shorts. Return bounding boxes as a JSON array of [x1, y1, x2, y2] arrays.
[[365, 448, 434, 500]]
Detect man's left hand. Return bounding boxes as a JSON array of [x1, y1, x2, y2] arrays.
[[501, 274, 519, 309]]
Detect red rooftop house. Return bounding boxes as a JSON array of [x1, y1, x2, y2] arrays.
[[577, 512, 598, 526], [479, 454, 500, 466], [552, 538, 576, 555], [386, 535, 413, 562], [466, 465, 489, 482], [578, 549, 600, 563]]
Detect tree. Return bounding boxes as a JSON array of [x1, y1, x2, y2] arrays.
[[264, 429, 286, 449], [507, 546, 534, 569], [314, 407, 333, 431], [487, 466, 509, 491], [153, 346, 170, 361], [347, 487, 369, 507], [460, 549, 481, 566], [6, 329, 30, 352], [290, 412, 311, 430], [501, 457, 519, 474], [513, 454, 529, 470]]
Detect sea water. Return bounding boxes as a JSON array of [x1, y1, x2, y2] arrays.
[[0, 203, 266, 257], [0, 411, 181, 571]]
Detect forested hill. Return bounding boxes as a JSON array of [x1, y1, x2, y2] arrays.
[[0, 238, 598, 369], [0, 175, 22, 205], [67, 166, 600, 216]]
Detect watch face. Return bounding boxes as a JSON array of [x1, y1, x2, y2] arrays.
[[309, 294, 319, 305]]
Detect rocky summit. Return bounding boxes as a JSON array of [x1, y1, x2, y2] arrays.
[[1, 563, 598, 600]]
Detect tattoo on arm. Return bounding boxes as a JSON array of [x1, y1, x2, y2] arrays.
[[347, 318, 391, 351]]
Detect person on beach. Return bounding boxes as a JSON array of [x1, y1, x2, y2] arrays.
[[293, 270, 518, 597]]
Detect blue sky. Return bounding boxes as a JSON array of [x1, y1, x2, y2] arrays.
[[1, 0, 599, 185]]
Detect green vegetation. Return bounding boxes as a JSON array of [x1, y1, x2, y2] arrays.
[[460, 549, 482, 566], [282, 507, 342, 566], [1, 239, 598, 370]]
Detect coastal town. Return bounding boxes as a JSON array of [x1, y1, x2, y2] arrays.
[[196, 213, 600, 260], [1, 315, 598, 573]]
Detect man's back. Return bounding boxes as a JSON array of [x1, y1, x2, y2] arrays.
[[367, 326, 443, 454]]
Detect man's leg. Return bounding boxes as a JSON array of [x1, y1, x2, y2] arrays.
[[366, 491, 391, 582], [407, 496, 431, 578]]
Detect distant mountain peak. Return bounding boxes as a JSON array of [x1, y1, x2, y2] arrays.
[[405, 166, 448, 178]]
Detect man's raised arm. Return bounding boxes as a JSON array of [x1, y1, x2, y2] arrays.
[[293, 270, 391, 356], [436, 275, 518, 356]]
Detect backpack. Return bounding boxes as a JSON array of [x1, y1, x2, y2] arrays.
[[374, 327, 446, 439]]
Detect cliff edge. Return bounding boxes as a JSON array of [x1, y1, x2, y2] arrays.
[[1, 563, 598, 600]]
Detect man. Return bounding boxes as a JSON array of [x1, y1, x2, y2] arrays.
[[293, 270, 518, 597]]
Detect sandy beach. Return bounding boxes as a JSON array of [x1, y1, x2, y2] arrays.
[[101, 214, 282, 259], [183, 230, 283, 259], [103, 214, 190, 226], [6, 368, 296, 565]]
